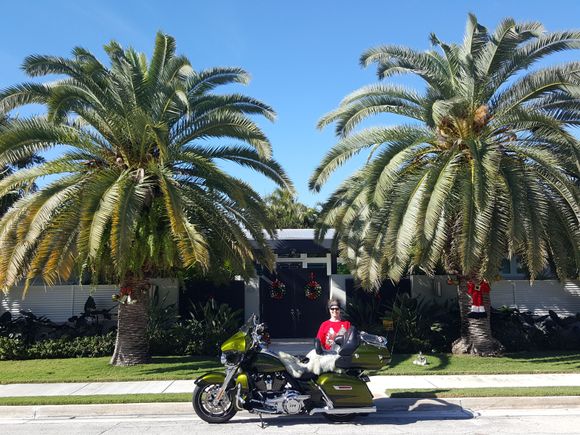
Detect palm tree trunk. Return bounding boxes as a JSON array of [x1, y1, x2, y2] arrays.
[[451, 274, 504, 356], [109, 278, 151, 366]]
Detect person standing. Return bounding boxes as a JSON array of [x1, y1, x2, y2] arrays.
[[316, 300, 351, 350]]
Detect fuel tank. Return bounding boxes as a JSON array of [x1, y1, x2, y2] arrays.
[[316, 372, 373, 407], [248, 350, 286, 373]]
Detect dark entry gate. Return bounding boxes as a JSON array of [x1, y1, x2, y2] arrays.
[[260, 266, 329, 338]]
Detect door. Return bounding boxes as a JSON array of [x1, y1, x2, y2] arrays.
[[260, 266, 330, 338]]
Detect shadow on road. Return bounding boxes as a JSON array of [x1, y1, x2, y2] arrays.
[[225, 397, 473, 428]]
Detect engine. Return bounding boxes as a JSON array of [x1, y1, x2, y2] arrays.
[[249, 372, 310, 415], [252, 372, 287, 393], [264, 390, 310, 414]]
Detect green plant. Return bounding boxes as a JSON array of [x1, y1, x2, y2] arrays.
[[387, 294, 460, 353], [344, 290, 386, 334], [184, 300, 243, 355], [0, 336, 27, 360]]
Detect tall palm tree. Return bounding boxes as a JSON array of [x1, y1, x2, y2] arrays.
[[0, 32, 291, 365], [264, 187, 319, 228], [0, 116, 44, 216], [311, 15, 580, 355]]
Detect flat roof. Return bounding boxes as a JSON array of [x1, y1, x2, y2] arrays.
[[247, 229, 336, 252]]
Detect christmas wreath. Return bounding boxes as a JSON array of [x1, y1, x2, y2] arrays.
[[269, 279, 286, 300], [304, 273, 322, 300]]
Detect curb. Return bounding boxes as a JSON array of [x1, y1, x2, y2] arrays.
[[1, 396, 580, 420]]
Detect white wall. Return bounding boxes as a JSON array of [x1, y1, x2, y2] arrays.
[[329, 274, 349, 308], [244, 277, 260, 321], [410, 276, 580, 316], [1, 278, 180, 323]]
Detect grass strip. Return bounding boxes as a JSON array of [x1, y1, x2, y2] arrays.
[[388, 386, 580, 398], [0, 393, 192, 406]]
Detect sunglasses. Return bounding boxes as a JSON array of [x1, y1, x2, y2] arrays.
[[330, 308, 340, 311]]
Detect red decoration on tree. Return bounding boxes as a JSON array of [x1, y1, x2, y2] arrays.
[[112, 286, 138, 305], [467, 279, 491, 318], [305, 272, 322, 300]]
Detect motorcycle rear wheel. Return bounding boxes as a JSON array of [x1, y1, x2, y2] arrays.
[[323, 412, 357, 422], [193, 383, 237, 424]]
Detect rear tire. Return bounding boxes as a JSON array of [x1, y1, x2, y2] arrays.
[[193, 383, 237, 424], [323, 412, 357, 422]]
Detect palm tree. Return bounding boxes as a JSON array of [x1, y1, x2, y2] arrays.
[[0, 32, 291, 365], [311, 15, 580, 355], [0, 116, 44, 216], [264, 187, 319, 228]]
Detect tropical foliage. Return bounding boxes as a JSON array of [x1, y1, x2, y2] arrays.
[[312, 15, 580, 355], [264, 187, 319, 228], [0, 32, 290, 365]]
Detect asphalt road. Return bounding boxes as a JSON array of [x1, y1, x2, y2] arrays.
[[2, 406, 580, 434]]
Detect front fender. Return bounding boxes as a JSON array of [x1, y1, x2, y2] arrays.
[[194, 371, 249, 393], [194, 372, 226, 387]]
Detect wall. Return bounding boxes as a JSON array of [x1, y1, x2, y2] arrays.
[[0, 278, 179, 323], [410, 276, 580, 316], [244, 277, 260, 321], [329, 274, 349, 307]]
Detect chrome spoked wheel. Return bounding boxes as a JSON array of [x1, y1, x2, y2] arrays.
[[193, 383, 237, 424]]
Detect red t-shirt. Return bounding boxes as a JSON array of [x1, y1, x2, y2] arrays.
[[316, 320, 351, 350]]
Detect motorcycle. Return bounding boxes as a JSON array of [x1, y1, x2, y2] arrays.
[[192, 314, 391, 423]]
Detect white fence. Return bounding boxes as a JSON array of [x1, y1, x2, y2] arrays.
[[1, 279, 179, 322], [411, 276, 580, 317]]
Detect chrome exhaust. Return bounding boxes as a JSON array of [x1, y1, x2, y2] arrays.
[[310, 406, 376, 415]]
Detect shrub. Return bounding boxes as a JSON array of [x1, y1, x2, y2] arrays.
[[0, 332, 116, 360], [0, 335, 27, 360], [183, 300, 243, 356], [386, 294, 460, 353]]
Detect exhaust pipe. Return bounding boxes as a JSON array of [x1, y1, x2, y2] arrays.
[[310, 406, 376, 415]]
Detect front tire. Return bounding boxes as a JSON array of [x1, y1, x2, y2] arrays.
[[193, 383, 237, 424]]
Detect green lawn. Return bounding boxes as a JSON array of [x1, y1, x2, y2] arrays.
[[0, 356, 221, 384], [373, 351, 580, 375], [0, 351, 578, 384]]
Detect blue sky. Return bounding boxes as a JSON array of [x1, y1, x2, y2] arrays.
[[0, 0, 578, 206]]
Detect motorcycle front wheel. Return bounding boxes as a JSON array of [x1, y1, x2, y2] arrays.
[[193, 383, 237, 423]]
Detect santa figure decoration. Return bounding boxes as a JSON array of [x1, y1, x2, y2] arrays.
[[467, 279, 491, 318]]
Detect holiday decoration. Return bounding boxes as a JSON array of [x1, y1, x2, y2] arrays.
[[467, 279, 491, 318], [447, 274, 460, 285], [269, 278, 286, 300], [412, 351, 428, 366], [112, 286, 138, 305], [305, 272, 322, 300]]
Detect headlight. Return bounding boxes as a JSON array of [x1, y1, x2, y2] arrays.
[[220, 351, 241, 366]]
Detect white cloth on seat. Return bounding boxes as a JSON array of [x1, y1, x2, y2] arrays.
[[277, 349, 340, 378]]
